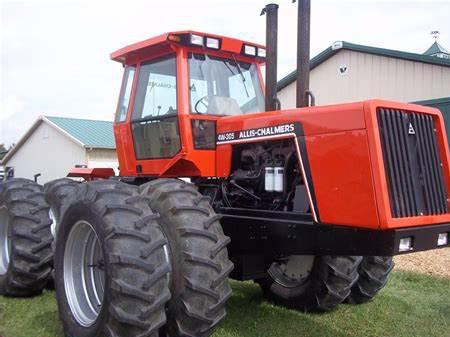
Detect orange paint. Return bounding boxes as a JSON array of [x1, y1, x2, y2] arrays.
[[110, 32, 450, 231]]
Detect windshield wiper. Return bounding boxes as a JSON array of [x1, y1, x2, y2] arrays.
[[232, 55, 250, 98], [223, 61, 236, 76]]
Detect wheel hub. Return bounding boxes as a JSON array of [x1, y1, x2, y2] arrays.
[[0, 207, 10, 275], [64, 220, 105, 327], [269, 255, 315, 287]]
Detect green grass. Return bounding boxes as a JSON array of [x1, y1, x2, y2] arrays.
[[0, 271, 449, 337]]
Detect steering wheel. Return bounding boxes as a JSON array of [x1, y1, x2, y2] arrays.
[[194, 95, 210, 114]]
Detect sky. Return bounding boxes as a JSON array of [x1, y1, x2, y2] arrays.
[[1, 0, 449, 147]]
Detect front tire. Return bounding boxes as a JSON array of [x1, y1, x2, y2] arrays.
[[55, 180, 171, 337], [0, 178, 53, 296], [44, 178, 79, 288], [347, 256, 394, 304], [140, 179, 233, 337], [258, 255, 362, 311], [44, 178, 79, 239]]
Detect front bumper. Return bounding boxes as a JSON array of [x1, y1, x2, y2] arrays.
[[219, 208, 450, 256]]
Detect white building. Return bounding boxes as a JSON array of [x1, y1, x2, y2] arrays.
[[1, 116, 118, 184], [277, 40, 450, 107]]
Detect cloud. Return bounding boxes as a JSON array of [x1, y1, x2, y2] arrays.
[[0, 95, 23, 121]]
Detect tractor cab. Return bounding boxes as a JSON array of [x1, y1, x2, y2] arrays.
[[111, 31, 266, 178]]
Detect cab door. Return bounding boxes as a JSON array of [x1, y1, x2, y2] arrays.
[[114, 65, 136, 175], [130, 55, 181, 163]]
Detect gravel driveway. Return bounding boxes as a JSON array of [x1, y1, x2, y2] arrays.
[[393, 247, 450, 278]]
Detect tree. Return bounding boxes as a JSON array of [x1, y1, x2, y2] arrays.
[[0, 144, 8, 160]]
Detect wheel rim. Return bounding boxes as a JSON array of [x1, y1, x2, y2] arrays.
[[0, 207, 10, 275], [64, 220, 105, 327], [49, 208, 57, 238], [269, 255, 315, 288]]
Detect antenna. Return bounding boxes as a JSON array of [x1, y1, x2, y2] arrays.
[[431, 30, 440, 41]]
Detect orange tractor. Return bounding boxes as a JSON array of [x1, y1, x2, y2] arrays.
[[1, 1, 449, 337]]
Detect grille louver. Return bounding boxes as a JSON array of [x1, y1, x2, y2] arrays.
[[378, 108, 448, 218]]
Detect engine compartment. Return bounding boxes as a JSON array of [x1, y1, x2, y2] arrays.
[[215, 139, 310, 212]]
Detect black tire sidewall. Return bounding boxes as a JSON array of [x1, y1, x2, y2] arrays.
[[156, 214, 182, 309], [0, 204, 13, 294], [55, 202, 111, 337], [44, 179, 79, 238]]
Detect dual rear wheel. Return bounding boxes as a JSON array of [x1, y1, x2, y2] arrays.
[[54, 179, 233, 337], [258, 254, 394, 311]]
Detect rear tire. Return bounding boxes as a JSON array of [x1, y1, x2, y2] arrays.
[[0, 178, 53, 296], [257, 255, 362, 312], [55, 180, 171, 337], [140, 179, 233, 337], [347, 256, 394, 304]]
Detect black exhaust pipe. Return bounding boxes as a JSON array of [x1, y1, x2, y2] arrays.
[[261, 3, 279, 111], [295, 0, 311, 108]]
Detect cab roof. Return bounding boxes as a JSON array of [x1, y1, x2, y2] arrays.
[[111, 30, 265, 64]]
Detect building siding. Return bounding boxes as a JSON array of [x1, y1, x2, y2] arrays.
[[5, 122, 86, 184], [278, 50, 450, 108], [86, 148, 119, 174]]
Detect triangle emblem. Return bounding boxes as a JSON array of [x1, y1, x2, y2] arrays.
[[408, 123, 416, 135]]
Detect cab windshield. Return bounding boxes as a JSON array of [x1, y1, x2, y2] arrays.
[[189, 53, 265, 115]]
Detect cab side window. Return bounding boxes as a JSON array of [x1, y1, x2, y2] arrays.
[[130, 55, 181, 160], [132, 57, 177, 119], [115, 66, 136, 123]]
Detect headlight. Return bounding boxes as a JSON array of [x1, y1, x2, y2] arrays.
[[243, 44, 257, 56], [399, 237, 413, 252], [190, 34, 204, 46], [258, 48, 266, 58], [206, 37, 220, 49], [437, 233, 449, 246]]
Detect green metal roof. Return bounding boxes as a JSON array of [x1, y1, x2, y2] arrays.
[[278, 41, 450, 91], [414, 97, 450, 106], [45, 116, 115, 149], [423, 41, 449, 56]]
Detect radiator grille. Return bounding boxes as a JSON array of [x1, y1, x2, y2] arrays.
[[378, 108, 448, 218]]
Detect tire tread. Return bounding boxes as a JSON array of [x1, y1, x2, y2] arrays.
[[0, 178, 53, 296], [141, 178, 233, 337]]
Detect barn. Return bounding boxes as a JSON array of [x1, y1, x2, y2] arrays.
[[277, 40, 450, 138], [1, 116, 118, 184]]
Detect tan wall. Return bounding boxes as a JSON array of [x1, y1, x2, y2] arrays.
[[86, 148, 119, 174], [278, 50, 450, 108], [5, 122, 86, 184]]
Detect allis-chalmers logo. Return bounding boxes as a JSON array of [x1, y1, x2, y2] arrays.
[[238, 124, 295, 139], [408, 123, 416, 135], [216, 123, 298, 144]]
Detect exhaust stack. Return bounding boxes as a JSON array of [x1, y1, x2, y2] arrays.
[[295, 0, 311, 108], [261, 3, 279, 111]]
